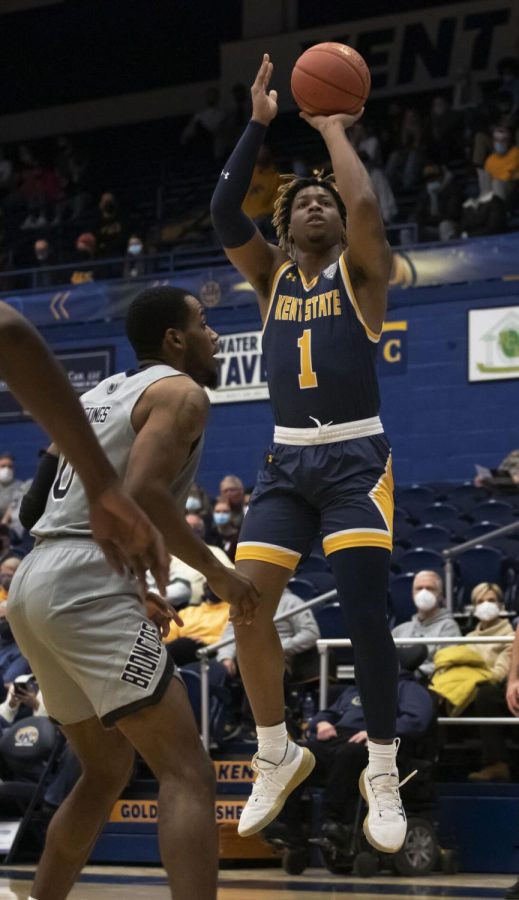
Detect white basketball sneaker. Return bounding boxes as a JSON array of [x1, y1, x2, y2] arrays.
[[359, 741, 415, 853], [238, 742, 315, 837]]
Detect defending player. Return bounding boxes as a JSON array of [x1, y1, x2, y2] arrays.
[[211, 54, 407, 852], [0, 301, 169, 590], [7, 287, 259, 900]]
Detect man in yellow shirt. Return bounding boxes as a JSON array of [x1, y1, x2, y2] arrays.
[[163, 586, 230, 666], [484, 126, 519, 204]]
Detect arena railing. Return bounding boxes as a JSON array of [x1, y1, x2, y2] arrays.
[[317, 635, 517, 723], [197, 589, 337, 750], [0, 224, 418, 294], [442, 520, 519, 611]]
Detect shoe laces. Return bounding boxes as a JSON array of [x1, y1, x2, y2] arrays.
[[249, 752, 287, 801], [368, 768, 416, 819]]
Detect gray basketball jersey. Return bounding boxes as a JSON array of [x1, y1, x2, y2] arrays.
[[33, 364, 204, 537]]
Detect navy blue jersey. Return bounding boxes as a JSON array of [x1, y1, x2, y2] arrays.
[[262, 253, 382, 428]]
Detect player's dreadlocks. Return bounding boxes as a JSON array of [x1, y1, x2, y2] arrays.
[[272, 172, 347, 255]]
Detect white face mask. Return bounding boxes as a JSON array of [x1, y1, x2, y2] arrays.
[[185, 496, 202, 512], [414, 588, 437, 611], [0, 467, 13, 485], [474, 600, 500, 622]]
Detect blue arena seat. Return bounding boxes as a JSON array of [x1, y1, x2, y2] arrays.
[[314, 602, 352, 665], [463, 521, 502, 541], [420, 503, 465, 536], [394, 485, 435, 518], [456, 545, 504, 605], [397, 547, 444, 574], [388, 573, 416, 627], [444, 483, 484, 514], [288, 577, 316, 600], [407, 524, 453, 550], [472, 500, 516, 524]]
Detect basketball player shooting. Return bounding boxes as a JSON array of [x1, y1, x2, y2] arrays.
[[211, 53, 409, 853], [7, 287, 259, 900], [0, 301, 169, 590]]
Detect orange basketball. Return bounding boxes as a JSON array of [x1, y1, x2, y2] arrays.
[[291, 42, 371, 116]]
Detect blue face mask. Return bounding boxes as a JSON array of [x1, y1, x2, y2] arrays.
[[214, 512, 231, 527], [128, 242, 143, 256], [185, 496, 202, 512], [494, 141, 507, 155]]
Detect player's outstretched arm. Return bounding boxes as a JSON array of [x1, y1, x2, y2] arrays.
[[0, 302, 169, 593], [300, 112, 392, 334], [210, 53, 286, 319], [125, 377, 260, 624]]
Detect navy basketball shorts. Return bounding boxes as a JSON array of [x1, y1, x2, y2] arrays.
[[236, 431, 393, 571]]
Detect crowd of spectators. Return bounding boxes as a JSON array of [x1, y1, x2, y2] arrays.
[[0, 57, 518, 291]]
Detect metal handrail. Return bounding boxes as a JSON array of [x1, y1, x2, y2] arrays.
[[317, 635, 515, 713], [442, 519, 519, 611], [196, 589, 337, 749]]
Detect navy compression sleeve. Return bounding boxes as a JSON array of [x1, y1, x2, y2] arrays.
[[210, 119, 267, 248]]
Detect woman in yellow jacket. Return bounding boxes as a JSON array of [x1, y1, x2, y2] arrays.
[[466, 583, 514, 781]]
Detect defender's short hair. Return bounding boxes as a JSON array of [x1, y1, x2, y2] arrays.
[[125, 286, 193, 359], [272, 173, 346, 253]]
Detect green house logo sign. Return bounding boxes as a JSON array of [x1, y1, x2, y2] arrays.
[[478, 312, 519, 374]]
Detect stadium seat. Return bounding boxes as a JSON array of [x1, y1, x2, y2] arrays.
[[398, 547, 444, 574], [297, 553, 331, 575], [463, 520, 502, 540], [288, 577, 316, 600], [471, 500, 516, 524], [0, 717, 61, 863], [456, 545, 504, 605], [394, 485, 435, 518], [445, 483, 484, 514], [314, 602, 352, 665], [420, 503, 464, 536], [407, 524, 453, 550], [304, 570, 337, 596], [388, 572, 416, 627]]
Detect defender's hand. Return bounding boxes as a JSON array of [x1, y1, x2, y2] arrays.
[[208, 568, 260, 626], [145, 591, 181, 639], [299, 109, 364, 134], [251, 54, 278, 126], [89, 483, 170, 596]]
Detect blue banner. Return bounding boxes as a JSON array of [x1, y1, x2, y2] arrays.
[[3, 234, 519, 329]]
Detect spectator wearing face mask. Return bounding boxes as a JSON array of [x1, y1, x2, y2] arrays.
[[213, 496, 239, 561], [219, 475, 245, 530], [185, 482, 218, 541], [0, 455, 30, 537], [391, 570, 461, 678], [463, 582, 514, 782], [123, 235, 146, 280], [483, 126, 519, 206], [32, 238, 58, 288]]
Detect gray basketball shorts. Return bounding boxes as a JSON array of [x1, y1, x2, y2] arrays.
[[7, 538, 176, 727]]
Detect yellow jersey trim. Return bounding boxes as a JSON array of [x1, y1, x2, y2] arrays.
[[369, 454, 394, 536], [297, 267, 319, 292], [323, 529, 392, 555], [262, 260, 293, 333], [338, 254, 382, 344], [235, 541, 301, 570]]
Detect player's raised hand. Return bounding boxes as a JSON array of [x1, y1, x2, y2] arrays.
[[251, 53, 278, 126], [299, 108, 364, 134], [88, 483, 170, 596], [207, 567, 260, 626]]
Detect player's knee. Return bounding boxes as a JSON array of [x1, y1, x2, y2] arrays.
[[84, 744, 135, 793]]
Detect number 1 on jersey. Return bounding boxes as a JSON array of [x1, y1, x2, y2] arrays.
[[298, 329, 318, 389]]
